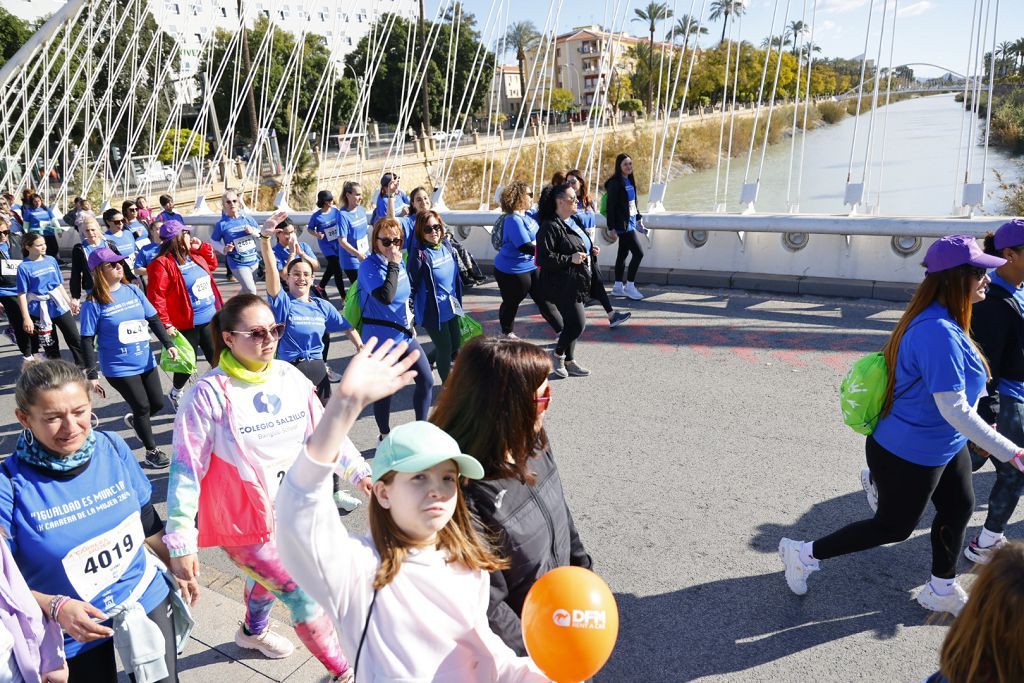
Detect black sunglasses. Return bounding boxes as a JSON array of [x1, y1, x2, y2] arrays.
[[377, 237, 403, 247], [968, 266, 987, 280], [424, 224, 443, 233], [0, 230, 8, 236]]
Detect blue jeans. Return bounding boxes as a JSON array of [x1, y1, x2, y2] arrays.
[[978, 396, 1024, 534]]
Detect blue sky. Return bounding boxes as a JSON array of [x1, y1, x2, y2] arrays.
[[12, 0, 1024, 79]]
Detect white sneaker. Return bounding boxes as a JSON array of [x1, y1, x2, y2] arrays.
[[234, 623, 295, 658], [916, 581, 968, 616], [566, 360, 591, 377], [502, 332, 520, 340], [550, 351, 568, 379], [168, 388, 181, 410], [611, 282, 625, 298], [333, 489, 362, 512], [624, 282, 645, 300], [326, 368, 342, 383], [859, 468, 878, 514], [778, 538, 819, 595], [964, 533, 1007, 564], [123, 413, 135, 430]]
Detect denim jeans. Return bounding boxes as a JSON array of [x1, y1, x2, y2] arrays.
[[981, 395, 1024, 534]]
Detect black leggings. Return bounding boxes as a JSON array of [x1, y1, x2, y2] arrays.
[[372, 338, 434, 434], [589, 265, 613, 314], [344, 268, 359, 285], [614, 231, 644, 283], [493, 269, 563, 336], [319, 255, 346, 299], [172, 322, 215, 390], [38, 310, 85, 368], [0, 295, 34, 356], [292, 357, 330, 404], [107, 367, 164, 451], [814, 436, 974, 578], [67, 592, 178, 682], [44, 234, 61, 261], [552, 295, 586, 362]]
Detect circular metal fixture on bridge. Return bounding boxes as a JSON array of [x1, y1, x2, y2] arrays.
[[891, 235, 922, 257], [782, 232, 810, 252], [685, 230, 709, 248], [600, 227, 617, 244], [457, 225, 472, 240]]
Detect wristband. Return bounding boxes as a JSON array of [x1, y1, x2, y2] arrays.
[[49, 594, 69, 621], [1013, 451, 1024, 472]]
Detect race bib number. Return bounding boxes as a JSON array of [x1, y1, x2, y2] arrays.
[[0, 259, 21, 277], [628, 199, 638, 217], [135, 237, 151, 249], [356, 236, 369, 254], [62, 513, 144, 602], [233, 235, 257, 254], [118, 319, 149, 345], [191, 275, 213, 300], [262, 460, 293, 502], [323, 225, 340, 242]]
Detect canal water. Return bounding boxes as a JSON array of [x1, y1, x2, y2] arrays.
[[663, 93, 1020, 216]]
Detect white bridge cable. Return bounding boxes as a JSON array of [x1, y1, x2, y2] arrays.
[[661, 0, 710, 187], [784, 0, 809, 211], [653, 0, 700, 184], [793, 0, 818, 211], [871, 0, 898, 213], [856, 0, 891, 209], [979, 0, 1000, 197], [741, 0, 784, 185], [751, 0, 793, 189], [714, 14, 743, 210], [964, 0, 992, 185], [845, 0, 876, 185], [951, 0, 981, 208]]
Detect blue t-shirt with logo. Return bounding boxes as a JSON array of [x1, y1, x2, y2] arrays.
[[988, 271, 1024, 403], [374, 191, 410, 223], [358, 253, 412, 342], [399, 215, 417, 252], [156, 210, 183, 225], [0, 242, 20, 297], [24, 207, 57, 235], [494, 213, 538, 275], [873, 301, 988, 466], [272, 241, 317, 273], [133, 242, 161, 270], [177, 257, 216, 325], [339, 206, 370, 271], [622, 179, 638, 234], [16, 256, 68, 318], [104, 230, 138, 261], [570, 213, 594, 252], [80, 285, 158, 377], [423, 245, 460, 324], [212, 214, 260, 269], [269, 290, 351, 362], [309, 208, 342, 258], [0, 432, 169, 658], [127, 220, 152, 252]]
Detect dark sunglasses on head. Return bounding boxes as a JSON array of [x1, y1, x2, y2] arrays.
[[378, 237, 403, 247], [230, 323, 286, 342]]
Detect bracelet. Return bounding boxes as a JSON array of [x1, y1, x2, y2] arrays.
[[1013, 451, 1024, 471], [49, 594, 69, 621], [259, 235, 271, 241]]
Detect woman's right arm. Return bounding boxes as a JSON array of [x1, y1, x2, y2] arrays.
[[260, 235, 281, 298]]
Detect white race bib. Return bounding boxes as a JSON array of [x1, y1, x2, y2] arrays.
[[135, 237, 151, 249], [0, 259, 21, 277], [118, 319, 149, 345], [324, 225, 340, 242], [233, 235, 257, 254], [62, 513, 145, 602], [628, 199, 638, 217], [191, 275, 213, 300], [356, 236, 369, 255]]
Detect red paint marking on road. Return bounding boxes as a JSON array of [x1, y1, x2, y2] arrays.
[[735, 347, 760, 364], [822, 353, 851, 373]]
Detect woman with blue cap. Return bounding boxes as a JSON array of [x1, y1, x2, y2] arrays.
[[964, 219, 1024, 564], [780, 234, 1024, 616], [276, 339, 548, 681]]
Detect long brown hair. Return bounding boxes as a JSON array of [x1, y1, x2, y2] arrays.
[[157, 231, 190, 265], [413, 210, 445, 246], [881, 264, 988, 415], [88, 263, 130, 305], [368, 470, 507, 589], [430, 336, 551, 483], [938, 542, 1024, 682], [567, 168, 593, 209], [210, 293, 270, 366]]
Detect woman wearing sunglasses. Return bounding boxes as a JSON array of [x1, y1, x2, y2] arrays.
[[211, 190, 262, 296], [165, 293, 370, 682], [430, 336, 592, 655], [79, 247, 177, 469], [358, 217, 434, 439], [102, 208, 141, 271], [780, 235, 1024, 616], [69, 215, 112, 306], [408, 210, 463, 383]]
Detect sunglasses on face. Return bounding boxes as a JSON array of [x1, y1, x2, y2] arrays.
[[0, 230, 8, 236], [103, 261, 123, 270], [969, 266, 988, 280], [377, 237, 403, 247], [534, 386, 552, 413], [224, 199, 239, 205], [111, 219, 124, 224], [424, 224, 443, 234], [230, 323, 286, 342]]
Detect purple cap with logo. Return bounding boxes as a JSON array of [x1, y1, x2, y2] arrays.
[[159, 219, 188, 240], [994, 218, 1024, 251], [923, 234, 1005, 275], [87, 246, 127, 272]]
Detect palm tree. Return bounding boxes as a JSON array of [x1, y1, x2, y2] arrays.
[[504, 21, 541, 109], [785, 20, 807, 55], [666, 14, 708, 47], [1014, 37, 1024, 74], [634, 2, 674, 114], [996, 41, 1014, 77], [709, 0, 748, 44]]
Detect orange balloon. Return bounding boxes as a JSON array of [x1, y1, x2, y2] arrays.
[[521, 566, 619, 683]]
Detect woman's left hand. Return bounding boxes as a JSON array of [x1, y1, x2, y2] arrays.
[[262, 210, 288, 237], [357, 476, 373, 497], [591, 245, 601, 256], [42, 663, 69, 683], [167, 347, 180, 361], [69, 299, 80, 316]]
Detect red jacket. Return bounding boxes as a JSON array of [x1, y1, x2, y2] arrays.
[[146, 242, 223, 330]]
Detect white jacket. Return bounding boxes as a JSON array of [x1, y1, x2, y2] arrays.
[[276, 449, 549, 683]]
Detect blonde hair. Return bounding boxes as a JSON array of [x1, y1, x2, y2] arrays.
[[500, 181, 532, 213]]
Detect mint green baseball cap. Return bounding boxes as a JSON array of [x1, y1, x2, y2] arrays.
[[371, 421, 485, 483]]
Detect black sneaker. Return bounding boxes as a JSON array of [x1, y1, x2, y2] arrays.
[[145, 449, 170, 468], [609, 311, 632, 328]]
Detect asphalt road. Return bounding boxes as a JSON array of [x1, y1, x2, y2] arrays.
[[1, 279, 998, 682]]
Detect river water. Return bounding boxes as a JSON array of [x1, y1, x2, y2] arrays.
[[663, 93, 1021, 216]]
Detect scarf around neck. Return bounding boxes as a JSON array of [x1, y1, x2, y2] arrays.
[[219, 350, 272, 384], [15, 429, 96, 472]]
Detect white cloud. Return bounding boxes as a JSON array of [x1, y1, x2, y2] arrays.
[[819, 0, 871, 13], [897, 1, 934, 17]]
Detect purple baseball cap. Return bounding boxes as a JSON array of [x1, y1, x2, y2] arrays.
[[923, 234, 1005, 275], [994, 218, 1024, 251], [87, 246, 127, 272], [159, 219, 188, 240]]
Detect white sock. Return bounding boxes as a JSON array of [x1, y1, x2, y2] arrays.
[[800, 542, 817, 566], [978, 527, 1004, 549], [170, 387, 181, 397], [929, 575, 957, 596]]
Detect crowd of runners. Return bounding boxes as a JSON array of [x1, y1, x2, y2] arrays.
[[0, 160, 1023, 682]]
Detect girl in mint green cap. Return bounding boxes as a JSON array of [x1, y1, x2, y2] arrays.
[[276, 338, 550, 682]]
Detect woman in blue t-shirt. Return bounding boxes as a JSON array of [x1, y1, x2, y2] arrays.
[[493, 181, 563, 340], [357, 217, 434, 438], [16, 233, 85, 368], [408, 210, 463, 382], [211, 190, 262, 296], [337, 181, 370, 284], [102, 208, 140, 271], [310, 189, 347, 300], [779, 235, 1024, 617], [69, 214, 111, 304], [3, 360, 191, 680], [80, 247, 178, 469], [22, 194, 63, 264]]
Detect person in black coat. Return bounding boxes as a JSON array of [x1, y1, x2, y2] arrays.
[[537, 183, 592, 378], [430, 336, 593, 656], [603, 153, 647, 300]]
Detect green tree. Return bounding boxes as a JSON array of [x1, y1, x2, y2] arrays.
[[666, 15, 707, 45], [619, 98, 643, 115], [504, 21, 541, 104], [158, 129, 210, 163], [633, 2, 673, 114], [709, 0, 748, 44], [0, 8, 32, 70], [547, 87, 575, 114], [1015, 37, 1024, 74]]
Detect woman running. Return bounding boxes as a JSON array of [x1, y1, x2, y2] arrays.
[[22, 194, 62, 264], [337, 182, 369, 284], [310, 189, 347, 300], [431, 336, 593, 655], [16, 233, 85, 368], [275, 342, 547, 681], [493, 181, 563, 341], [603, 154, 647, 301], [80, 246, 177, 469], [779, 235, 1024, 616], [211, 190, 262, 296], [357, 217, 434, 438], [101, 208, 140, 271], [165, 294, 369, 682], [145, 219, 223, 409], [408, 210, 463, 383], [0, 216, 34, 362], [270, 217, 317, 275]]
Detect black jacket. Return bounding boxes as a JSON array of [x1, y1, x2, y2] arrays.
[[603, 173, 642, 233], [464, 448, 592, 656], [536, 216, 591, 303], [972, 279, 1024, 423]]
